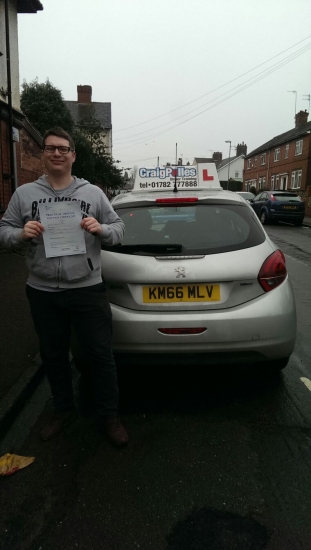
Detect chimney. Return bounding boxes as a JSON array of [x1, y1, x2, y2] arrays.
[[212, 151, 222, 162], [295, 110, 309, 128], [77, 85, 92, 104], [236, 142, 247, 157]]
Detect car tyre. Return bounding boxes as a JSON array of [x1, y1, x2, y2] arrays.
[[260, 210, 269, 225], [269, 357, 289, 371]]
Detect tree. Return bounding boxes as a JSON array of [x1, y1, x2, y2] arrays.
[[20, 79, 123, 191], [21, 78, 74, 136], [250, 186, 257, 195], [74, 103, 123, 191]]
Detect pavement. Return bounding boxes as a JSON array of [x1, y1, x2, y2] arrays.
[[0, 215, 311, 440]]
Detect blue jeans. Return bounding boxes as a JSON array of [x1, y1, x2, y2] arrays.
[[26, 283, 118, 418]]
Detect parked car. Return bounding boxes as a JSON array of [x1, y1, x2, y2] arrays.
[[78, 163, 296, 373], [250, 191, 305, 226], [236, 191, 255, 202]]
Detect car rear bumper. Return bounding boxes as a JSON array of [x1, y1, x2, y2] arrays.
[[110, 279, 296, 363], [270, 211, 304, 222]]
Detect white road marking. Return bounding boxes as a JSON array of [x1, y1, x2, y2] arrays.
[[300, 377, 311, 391], [285, 254, 310, 268]]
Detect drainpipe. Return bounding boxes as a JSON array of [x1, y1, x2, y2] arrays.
[[266, 150, 270, 189], [4, 0, 16, 195]]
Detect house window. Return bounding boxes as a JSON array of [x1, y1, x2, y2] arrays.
[[247, 159, 252, 169], [271, 176, 275, 189], [258, 178, 262, 188], [260, 153, 266, 165], [291, 169, 302, 188], [262, 177, 266, 188], [276, 175, 279, 189], [274, 148, 280, 161], [235, 171, 239, 178], [295, 140, 303, 156], [285, 144, 289, 159]]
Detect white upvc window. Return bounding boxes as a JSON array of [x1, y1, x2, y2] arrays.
[[276, 175, 279, 189], [259, 178, 262, 189], [262, 177, 266, 188], [260, 153, 266, 165], [271, 175, 275, 189], [285, 144, 289, 159], [295, 140, 303, 155], [291, 169, 302, 188], [235, 171, 239, 178], [274, 148, 280, 161], [247, 159, 252, 169]]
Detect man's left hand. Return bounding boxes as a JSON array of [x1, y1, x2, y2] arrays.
[[81, 217, 103, 235]]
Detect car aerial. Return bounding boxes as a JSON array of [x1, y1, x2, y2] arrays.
[[86, 163, 298, 373], [236, 191, 255, 202], [249, 190, 305, 226]]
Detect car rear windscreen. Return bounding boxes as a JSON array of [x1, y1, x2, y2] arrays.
[[272, 194, 301, 202], [113, 204, 265, 255]]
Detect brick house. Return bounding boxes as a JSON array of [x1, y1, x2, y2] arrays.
[[243, 111, 311, 216], [65, 85, 112, 156], [0, 0, 44, 215]]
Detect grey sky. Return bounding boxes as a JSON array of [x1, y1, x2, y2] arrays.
[[18, 0, 311, 168]]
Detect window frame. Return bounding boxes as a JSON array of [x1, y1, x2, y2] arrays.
[[285, 144, 289, 159], [295, 140, 303, 156], [291, 169, 302, 189], [260, 153, 266, 166], [274, 148, 280, 162]]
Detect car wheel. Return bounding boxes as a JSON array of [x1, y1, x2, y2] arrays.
[[260, 210, 269, 225], [269, 357, 289, 370]]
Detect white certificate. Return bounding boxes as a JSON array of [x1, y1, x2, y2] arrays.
[[40, 202, 86, 258]]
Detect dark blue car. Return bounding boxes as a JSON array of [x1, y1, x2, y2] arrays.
[[250, 191, 305, 226]]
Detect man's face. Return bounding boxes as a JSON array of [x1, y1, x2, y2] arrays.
[[43, 135, 76, 177]]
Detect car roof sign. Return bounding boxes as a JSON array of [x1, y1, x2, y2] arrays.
[[132, 163, 221, 193]]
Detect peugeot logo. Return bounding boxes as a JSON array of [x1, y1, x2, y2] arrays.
[[175, 267, 186, 278]]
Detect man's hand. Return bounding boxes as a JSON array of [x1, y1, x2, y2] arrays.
[[21, 221, 45, 241], [81, 217, 103, 236]]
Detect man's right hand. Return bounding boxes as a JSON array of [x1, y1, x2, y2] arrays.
[[21, 221, 45, 241]]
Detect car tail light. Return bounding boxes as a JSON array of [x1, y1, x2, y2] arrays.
[[156, 198, 198, 203], [270, 195, 276, 202], [158, 327, 206, 335], [258, 250, 287, 292]]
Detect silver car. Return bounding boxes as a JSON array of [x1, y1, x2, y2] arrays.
[[236, 191, 256, 202], [101, 165, 296, 370]]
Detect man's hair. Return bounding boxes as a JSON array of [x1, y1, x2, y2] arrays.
[[42, 127, 75, 150]]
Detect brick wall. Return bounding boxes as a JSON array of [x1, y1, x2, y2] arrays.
[[0, 120, 44, 214]]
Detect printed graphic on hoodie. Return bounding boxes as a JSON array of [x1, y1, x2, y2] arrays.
[[32, 197, 91, 221]]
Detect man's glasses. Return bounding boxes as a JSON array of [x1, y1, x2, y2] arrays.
[[43, 145, 74, 154]]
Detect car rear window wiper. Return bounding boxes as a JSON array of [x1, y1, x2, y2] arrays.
[[102, 243, 183, 254]]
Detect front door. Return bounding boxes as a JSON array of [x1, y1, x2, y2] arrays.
[[281, 175, 288, 190]]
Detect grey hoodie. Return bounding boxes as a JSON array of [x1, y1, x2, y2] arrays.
[[0, 176, 125, 289]]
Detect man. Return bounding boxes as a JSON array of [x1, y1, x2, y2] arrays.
[[0, 127, 129, 447]]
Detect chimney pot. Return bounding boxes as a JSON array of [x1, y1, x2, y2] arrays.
[[77, 85, 92, 104], [236, 143, 247, 157], [212, 151, 222, 163], [295, 110, 309, 128]]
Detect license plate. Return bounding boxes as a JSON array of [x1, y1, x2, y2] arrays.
[[283, 206, 297, 210], [143, 284, 220, 303]]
